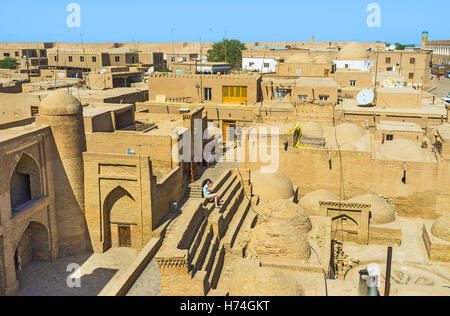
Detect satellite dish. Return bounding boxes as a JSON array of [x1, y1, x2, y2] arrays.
[[388, 44, 396, 51], [357, 89, 375, 106]]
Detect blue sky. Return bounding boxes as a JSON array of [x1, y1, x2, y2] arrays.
[[0, 0, 448, 44]]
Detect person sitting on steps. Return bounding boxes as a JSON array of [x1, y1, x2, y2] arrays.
[[203, 179, 222, 208]]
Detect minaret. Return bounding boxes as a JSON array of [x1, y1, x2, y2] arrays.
[[38, 90, 88, 256], [421, 31, 429, 50]]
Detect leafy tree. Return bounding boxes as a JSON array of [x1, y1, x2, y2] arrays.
[[207, 39, 246, 69], [0, 57, 19, 69]]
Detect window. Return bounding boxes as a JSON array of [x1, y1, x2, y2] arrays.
[[30, 106, 39, 116], [68, 56, 73, 62], [345, 64, 349, 69], [386, 67, 393, 71], [386, 134, 394, 141], [80, 56, 85, 62], [115, 56, 120, 63], [409, 73, 414, 79], [319, 95, 329, 101], [410, 58, 416, 64], [204, 88, 212, 101], [298, 95, 308, 101], [386, 57, 391, 64], [15, 52, 19, 57], [92, 56, 97, 63], [296, 68, 302, 75], [264, 63, 270, 68], [275, 89, 290, 101], [249, 62, 255, 67], [171, 57, 175, 62], [4, 53, 10, 57], [183, 57, 187, 62], [350, 80, 357, 87]]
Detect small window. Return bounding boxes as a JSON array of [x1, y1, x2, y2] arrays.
[[204, 88, 212, 101], [386, 67, 393, 71], [68, 56, 73, 62], [92, 56, 97, 63], [410, 58, 416, 64], [350, 80, 357, 87], [183, 57, 187, 62], [319, 95, 329, 101], [115, 56, 120, 63], [345, 64, 349, 69], [298, 95, 308, 101], [409, 73, 414, 79], [296, 68, 301, 74], [171, 57, 175, 62], [30, 106, 39, 116], [4, 53, 10, 57], [80, 56, 85, 62], [386, 57, 391, 64], [386, 134, 394, 141], [15, 51, 19, 57], [264, 63, 270, 68], [249, 62, 255, 67]]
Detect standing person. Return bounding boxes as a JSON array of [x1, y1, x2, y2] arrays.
[[203, 179, 221, 208]]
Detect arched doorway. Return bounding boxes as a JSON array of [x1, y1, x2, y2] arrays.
[[10, 154, 42, 214], [104, 186, 137, 250], [332, 214, 359, 243], [14, 222, 50, 283]]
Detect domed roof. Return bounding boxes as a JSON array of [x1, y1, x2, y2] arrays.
[[302, 122, 324, 138], [339, 42, 370, 60], [431, 215, 450, 242], [348, 194, 396, 224], [379, 139, 427, 162], [334, 123, 368, 144], [251, 169, 294, 201], [286, 54, 315, 64], [39, 90, 82, 116], [247, 220, 311, 261], [314, 55, 332, 64], [256, 199, 312, 233], [300, 190, 339, 215], [227, 260, 304, 296]]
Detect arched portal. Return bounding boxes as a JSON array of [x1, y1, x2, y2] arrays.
[[9, 153, 42, 213], [103, 186, 137, 250], [14, 222, 50, 284], [332, 214, 359, 242]]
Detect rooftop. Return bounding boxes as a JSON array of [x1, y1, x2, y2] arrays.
[[376, 121, 423, 133]]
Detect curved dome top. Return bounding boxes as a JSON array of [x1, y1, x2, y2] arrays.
[[252, 169, 294, 201], [379, 139, 427, 162], [286, 54, 315, 64], [227, 261, 304, 296], [339, 42, 370, 60], [302, 122, 324, 138], [39, 90, 82, 116], [256, 199, 312, 233], [431, 215, 450, 242], [300, 189, 339, 216], [348, 194, 396, 224], [335, 123, 368, 144], [314, 55, 332, 64], [248, 220, 311, 261]]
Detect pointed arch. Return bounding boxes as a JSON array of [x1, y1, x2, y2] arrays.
[[9, 153, 42, 212], [103, 186, 137, 250], [14, 221, 50, 286]]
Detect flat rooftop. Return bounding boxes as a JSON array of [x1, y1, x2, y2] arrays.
[[340, 99, 447, 116], [436, 124, 450, 140], [376, 121, 423, 133], [32, 87, 147, 99]]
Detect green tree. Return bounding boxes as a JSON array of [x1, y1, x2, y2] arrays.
[[207, 39, 246, 69], [0, 57, 19, 69]]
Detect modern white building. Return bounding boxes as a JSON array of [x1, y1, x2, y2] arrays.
[[334, 42, 374, 71], [242, 57, 277, 73]]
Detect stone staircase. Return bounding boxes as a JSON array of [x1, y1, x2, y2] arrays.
[[157, 168, 256, 296]]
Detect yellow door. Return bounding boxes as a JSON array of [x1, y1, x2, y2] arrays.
[[222, 121, 237, 142], [222, 86, 248, 104]]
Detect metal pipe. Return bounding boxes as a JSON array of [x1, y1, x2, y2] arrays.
[[384, 247, 393, 296]]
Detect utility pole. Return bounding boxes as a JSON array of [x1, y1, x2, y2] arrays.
[[384, 247, 393, 297], [373, 47, 380, 104], [25, 50, 31, 81]]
